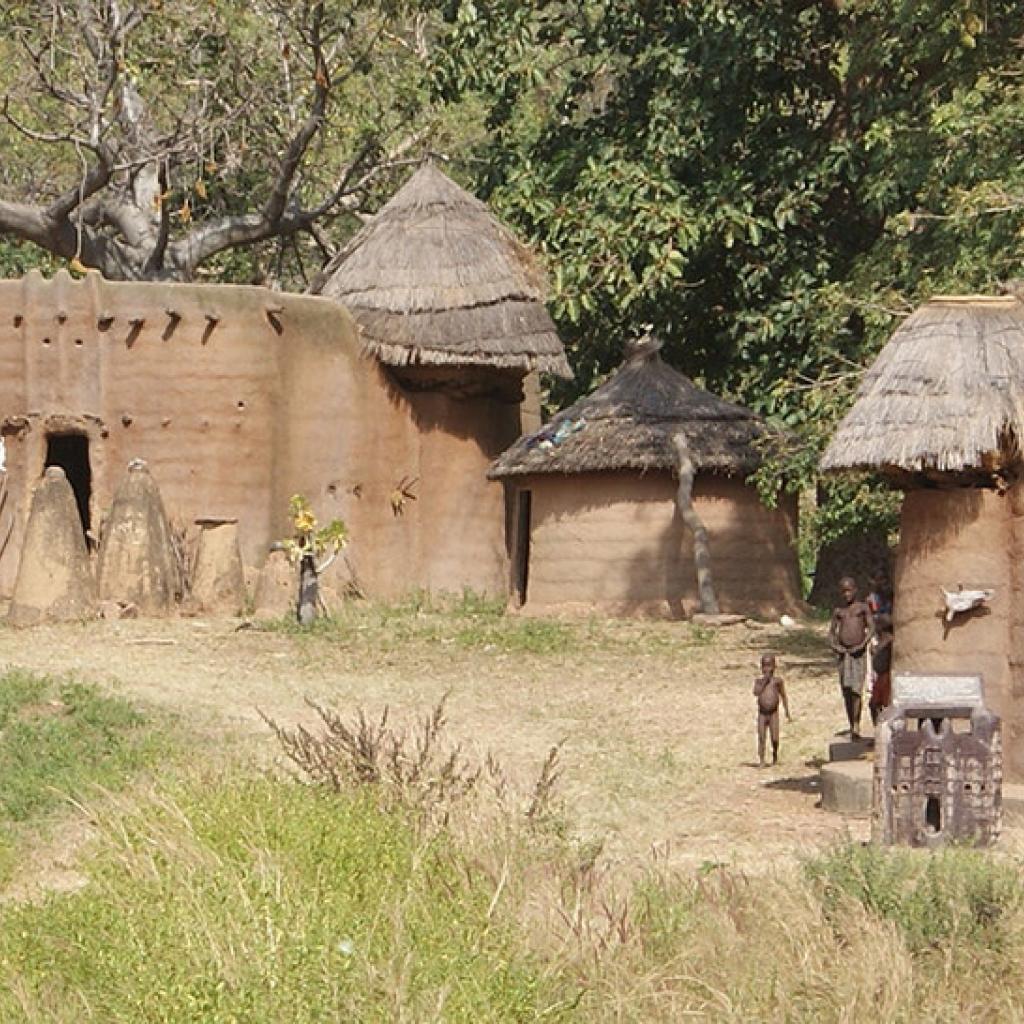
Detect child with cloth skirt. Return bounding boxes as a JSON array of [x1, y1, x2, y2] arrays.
[[829, 577, 874, 740]]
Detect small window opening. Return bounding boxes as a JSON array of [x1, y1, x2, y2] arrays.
[[45, 433, 91, 537], [925, 796, 942, 833]]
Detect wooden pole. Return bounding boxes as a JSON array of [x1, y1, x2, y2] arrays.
[[297, 553, 319, 625], [671, 430, 720, 615]]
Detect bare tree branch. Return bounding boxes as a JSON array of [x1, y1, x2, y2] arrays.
[[48, 142, 114, 223], [0, 0, 437, 281], [142, 161, 171, 277]]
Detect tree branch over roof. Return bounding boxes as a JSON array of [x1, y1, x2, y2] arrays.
[[0, 0, 437, 282]]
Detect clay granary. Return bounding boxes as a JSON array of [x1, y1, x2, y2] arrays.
[[489, 337, 803, 618], [0, 164, 570, 605], [822, 294, 1024, 779]]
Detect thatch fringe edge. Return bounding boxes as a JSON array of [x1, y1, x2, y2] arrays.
[[360, 336, 573, 377], [487, 453, 754, 480]]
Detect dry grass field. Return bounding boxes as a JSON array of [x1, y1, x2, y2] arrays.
[[0, 599, 869, 881], [5, 601, 1024, 1020]]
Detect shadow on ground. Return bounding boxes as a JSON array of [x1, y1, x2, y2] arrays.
[[764, 773, 821, 795]]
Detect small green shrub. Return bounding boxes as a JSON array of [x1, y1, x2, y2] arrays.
[[687, 624, 715, 646], [806, 842, 1021, 954], [454, 616, 575, 654]]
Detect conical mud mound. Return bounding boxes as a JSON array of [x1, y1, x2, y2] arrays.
[[191, 518, 246, 615], [253, 547, 296, 620], [97, 460, 181, 614], [9, 467, 96, 626]]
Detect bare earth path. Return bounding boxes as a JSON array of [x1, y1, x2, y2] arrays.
[[0, 613, 868, 873]]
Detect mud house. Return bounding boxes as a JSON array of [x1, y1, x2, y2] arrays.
[[0, 164, 569, 601], [489, 338, 802, 618], [822, 294, 1024, 779]]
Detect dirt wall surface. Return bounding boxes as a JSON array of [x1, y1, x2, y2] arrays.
[[893, 487, 1023, 776], [271, 348, 520, 600], [0, 270, 519, 602], [515, 470, 802, 619]]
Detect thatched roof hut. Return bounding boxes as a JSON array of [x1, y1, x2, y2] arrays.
[[822, 295, 1024, 483], [489, 338, 801, 619], [489, 336, 769, 479], [821, 293, 1024, 781], [313, 163, 571, 378]]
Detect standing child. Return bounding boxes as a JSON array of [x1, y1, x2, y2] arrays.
[[865, 568, 893, 703], [753, 653, 791, 767], [867, 568, 893, 617], [829, 576, 874, 740], [869, 612, 893, 725]]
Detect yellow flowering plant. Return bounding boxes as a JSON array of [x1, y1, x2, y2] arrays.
[[281, 494, 349, 570], [279, 495, 349, 625]]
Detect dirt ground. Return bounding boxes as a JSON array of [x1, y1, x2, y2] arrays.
[[0, 611, 882, 878]]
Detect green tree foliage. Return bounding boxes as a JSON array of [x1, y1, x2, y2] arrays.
[[433, 0, 1024, 545]]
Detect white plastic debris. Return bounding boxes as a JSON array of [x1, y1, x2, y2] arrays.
[[941, 585, 995, 623]]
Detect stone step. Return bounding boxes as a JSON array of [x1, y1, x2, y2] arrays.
[[828, 737, 874, 762], [820, 759, 873, 817]]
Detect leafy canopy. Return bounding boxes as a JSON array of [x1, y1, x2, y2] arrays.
[[433, 0, 1024, 542]]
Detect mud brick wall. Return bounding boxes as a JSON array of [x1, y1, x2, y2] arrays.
[[0, 271, 522, 599], [894, 486, 1024, 778], [510, 470, 802, 619]]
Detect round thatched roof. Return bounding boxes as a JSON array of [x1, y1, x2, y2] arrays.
[[312, 163, 571, 378], [822, 295, 1024, 478], [489, 337, 770, 479]]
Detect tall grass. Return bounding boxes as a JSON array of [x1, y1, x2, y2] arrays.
[[2, 692, 1023, 1021], [549, 849, 1024, 1021], [2, 775, 1023, 1021], [0, 778, 577, 1023]]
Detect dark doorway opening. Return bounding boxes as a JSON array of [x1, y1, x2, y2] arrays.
[[512, 489, 532, 607], [925, 795, 942, 833], [45, 433, 91, 537]]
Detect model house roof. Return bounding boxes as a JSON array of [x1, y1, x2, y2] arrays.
[[313, 162, 571, 378]]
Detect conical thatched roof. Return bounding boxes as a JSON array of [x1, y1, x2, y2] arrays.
[[312, 163, 571, 378], [489, 337, 770, 479], [822, 295, 1024, 478]]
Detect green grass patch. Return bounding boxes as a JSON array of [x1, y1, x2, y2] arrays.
[[0, 757, 1022, 1023], [260, 590, 723, 658], [0, 777, 575, 1023], [0, 669, 170, 886]]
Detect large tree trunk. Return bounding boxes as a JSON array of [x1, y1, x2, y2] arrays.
[[671, 430, 720, 615]]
